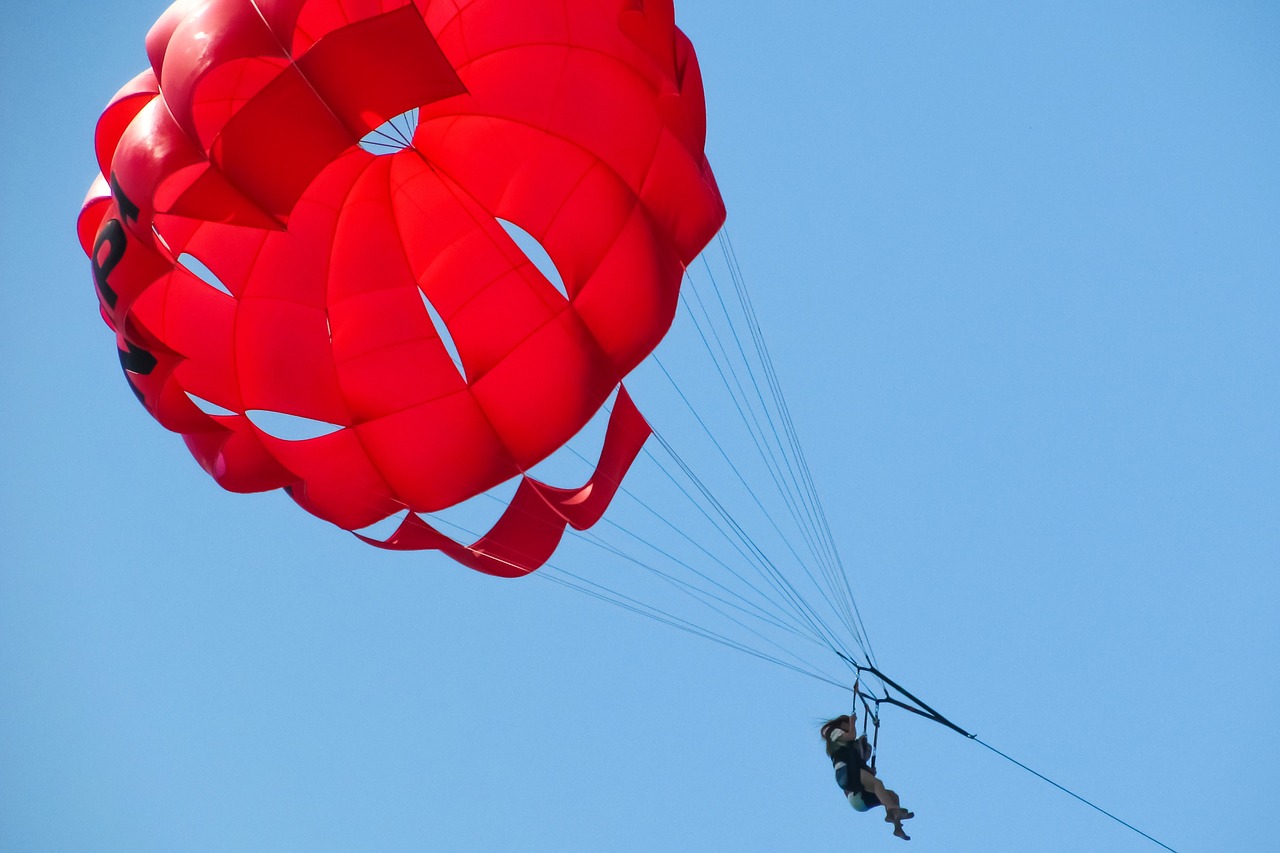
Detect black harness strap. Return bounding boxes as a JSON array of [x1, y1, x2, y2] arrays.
[[869, 706, 880, 773], [851, 680, 882, 773], [853, 663, 975, 739]]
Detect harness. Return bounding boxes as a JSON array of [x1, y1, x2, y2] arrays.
[[852, 679, 881, 774]]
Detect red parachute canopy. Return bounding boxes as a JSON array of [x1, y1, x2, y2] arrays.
[[78, 0, 724, 576]]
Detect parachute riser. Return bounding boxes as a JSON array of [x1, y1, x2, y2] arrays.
[[849, 662, 976, 740]]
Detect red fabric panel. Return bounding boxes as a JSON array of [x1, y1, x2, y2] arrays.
[[352, 391, 518, 513], [295, 5, 465, 138], [261, 428, 402, 528], [356, 478, 566, 578], [184, 424, 296, 494], [93, 70, 159, 182], [286, 0, 416, 55], [668, 31, 711, 158], [207, 64, 354, 220], [470, 311, 614, 465], [571, 205, 684, 372], [641, 126, 726, 263], [128, 267, 240, 419], [77, 180, 111, 256], [235, 297, 350, 423]]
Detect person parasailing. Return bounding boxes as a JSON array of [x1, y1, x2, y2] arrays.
[[820, 685, 914, 840]]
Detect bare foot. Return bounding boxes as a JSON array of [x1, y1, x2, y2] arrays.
[[893, 825, 910, 841]]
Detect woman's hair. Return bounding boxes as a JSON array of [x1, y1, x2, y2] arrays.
[[819, 715, 854, 758]]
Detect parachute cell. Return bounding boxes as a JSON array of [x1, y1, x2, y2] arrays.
[[79, 0, 725, 574]]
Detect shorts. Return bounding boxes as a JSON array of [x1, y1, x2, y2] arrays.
[[834, 762, 882, 811]]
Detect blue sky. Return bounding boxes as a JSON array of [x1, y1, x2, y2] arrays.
[[3, 2, 1278, 851]]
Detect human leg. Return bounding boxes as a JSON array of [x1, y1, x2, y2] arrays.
[[859, 770, 912, 840], [859, 769, 902, 813]]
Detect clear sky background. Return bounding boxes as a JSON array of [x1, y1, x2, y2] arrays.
[[3, 2, 1277, 851]]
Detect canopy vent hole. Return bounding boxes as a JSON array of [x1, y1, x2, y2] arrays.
[[246, 410, 345, 441], [419, 289, 468, 382], [496, 218, 568, 299], [359, 108, 419, 155], [186, 392, 237, 418], [178, 253, 233, 296]]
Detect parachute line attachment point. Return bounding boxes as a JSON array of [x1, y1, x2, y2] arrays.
[[850, 663, 974, 739]]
